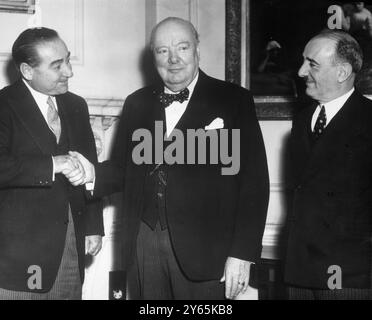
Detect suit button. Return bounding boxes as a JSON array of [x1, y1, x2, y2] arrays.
[[296, 185, 302, 191], [77, 211, 82, 216]]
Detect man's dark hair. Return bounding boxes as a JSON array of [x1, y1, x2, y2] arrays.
[[12, 27, 59, 69], [315, 29, 363, 74]]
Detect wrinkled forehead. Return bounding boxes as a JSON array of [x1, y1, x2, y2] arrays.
[[304, 37, 336, 60], [35, 38, 69, 62], [153, 20, 197, 46]]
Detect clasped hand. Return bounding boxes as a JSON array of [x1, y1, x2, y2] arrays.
[[53, 151, 94, 186]]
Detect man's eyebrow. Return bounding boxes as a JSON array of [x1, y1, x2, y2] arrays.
[[305, 57, 319, 65], [50, 52, 71, 66]]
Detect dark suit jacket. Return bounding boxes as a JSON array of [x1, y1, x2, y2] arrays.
[[95, 70, 269, 281], [284, 90, 372, 289], [0, 79, 103, 292]]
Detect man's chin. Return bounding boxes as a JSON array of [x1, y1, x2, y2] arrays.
[[56, 84, 69, 94]]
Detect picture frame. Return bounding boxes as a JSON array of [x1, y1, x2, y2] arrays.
[[0, 0, 35, 14], [226, 0, 372, 120]]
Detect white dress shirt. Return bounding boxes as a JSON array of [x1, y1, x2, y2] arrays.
[[23, 79, 58, 123], [164, 73, 199, 137], [23, 80, 58, 179], [311, 88, 354, 130]]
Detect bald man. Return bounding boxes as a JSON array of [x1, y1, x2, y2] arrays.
[[70, 17, 269, 300], [284, 29, 372, 300]]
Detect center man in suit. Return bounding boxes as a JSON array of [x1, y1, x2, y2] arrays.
[[284, 29, 372, 299], [0, 28, 103, 299], [70, 17, 269, 300]]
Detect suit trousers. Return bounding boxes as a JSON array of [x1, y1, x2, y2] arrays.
[[0, 208, 82, 300], [287, 286, 372, 300], [127, 221, 225, 300]]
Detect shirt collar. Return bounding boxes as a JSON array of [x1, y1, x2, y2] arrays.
[[320, 87, 355, 121], [164, 72, 199, 98], [22, 79, 54, 105], [321, 88, 355, 113]]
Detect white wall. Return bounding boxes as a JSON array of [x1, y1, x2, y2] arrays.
[[0, 0, 225, 96], [0, 0, 231, 300], [0, 0, 290, 300]]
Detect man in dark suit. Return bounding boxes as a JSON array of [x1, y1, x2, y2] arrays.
[[284, 29, 372, 299], [0, 28, 103, 299], [71, 17, 269, 300]]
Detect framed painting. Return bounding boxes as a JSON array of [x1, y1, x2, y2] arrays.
[[0, 0, 35, 14], [226, 0, 372, 119]]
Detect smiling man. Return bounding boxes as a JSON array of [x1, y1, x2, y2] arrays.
[[0, 28, 103, 299], [68, 17, 269, 300], [284, 29, 372, 299]]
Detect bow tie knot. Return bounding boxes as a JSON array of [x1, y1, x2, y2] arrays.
[[159, 88, 189, 108]]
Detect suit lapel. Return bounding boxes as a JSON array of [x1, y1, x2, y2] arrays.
[[300, 91, 359, 182], [175, 71, 221, 133], [7, 80, 56, 154], [55, 94, 77, 148]]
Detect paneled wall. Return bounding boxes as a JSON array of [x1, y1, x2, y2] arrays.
[[0, 0, 229, 300], [0, 0, 292, 300]]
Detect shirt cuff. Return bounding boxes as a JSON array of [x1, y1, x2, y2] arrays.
[[51, 157, 56, 181], [85, 177, 95, 193]]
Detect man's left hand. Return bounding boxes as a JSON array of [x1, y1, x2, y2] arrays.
[[220, 257, 252, 299], [85, 235, 102, 256]]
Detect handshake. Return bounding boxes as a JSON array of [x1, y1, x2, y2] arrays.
[[53, 151, 95, 186]]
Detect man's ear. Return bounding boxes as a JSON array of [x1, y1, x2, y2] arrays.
[[196, 44, 200, 60], [337, 62, 353, 83], [19, 62, 34, 81]]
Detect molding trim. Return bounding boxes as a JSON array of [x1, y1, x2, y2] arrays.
[[270, 182, 287, 192], [189, 0, 198, 29], [262, 223, 283, 260], [71, 0, 84, 65], [0, 0, 83, 64], [262, 223, 282, 247], [225, 0, 241, 85], [86, 98, 124, 117]]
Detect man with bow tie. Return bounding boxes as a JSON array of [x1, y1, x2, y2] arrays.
[[0, 28, 103, 299], [284, 29, 372, 299], [69, 17, 269, 300]]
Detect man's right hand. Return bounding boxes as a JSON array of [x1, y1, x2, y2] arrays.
[[53, 154, 86, 184], [68, 151, 95, 186], [53, 155, 79, 174]]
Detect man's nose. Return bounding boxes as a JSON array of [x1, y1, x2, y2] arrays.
[[298, 62, 308, 78], [168, 50, 180, 64], [62, 63, 73, 78]]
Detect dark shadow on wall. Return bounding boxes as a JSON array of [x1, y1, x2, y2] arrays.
[[138, 46, 161, 88], [258, 93, 312, 299], [4, 58, 19, 86]]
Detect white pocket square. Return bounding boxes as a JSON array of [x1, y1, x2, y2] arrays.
[[204, 117, 224, 130]]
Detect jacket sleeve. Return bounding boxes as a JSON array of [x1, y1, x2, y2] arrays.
[[93, 94, 133, 198], [229, 90, 270, 263], [0, 102, 53, 189], [75, 98, 105, 236]]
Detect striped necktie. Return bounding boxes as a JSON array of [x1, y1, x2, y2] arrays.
[[47, 96, 61, 143]]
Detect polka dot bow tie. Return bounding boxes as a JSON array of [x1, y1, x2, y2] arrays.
[[159, 88, 189, 108]]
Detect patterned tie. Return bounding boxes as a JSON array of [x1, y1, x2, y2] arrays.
[[313, 105, 327, 140], [47, 96, 61, 143], [159, 88, 189, 108]]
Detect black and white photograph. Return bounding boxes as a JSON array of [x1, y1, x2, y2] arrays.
[[0, 0, 372, 305]]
